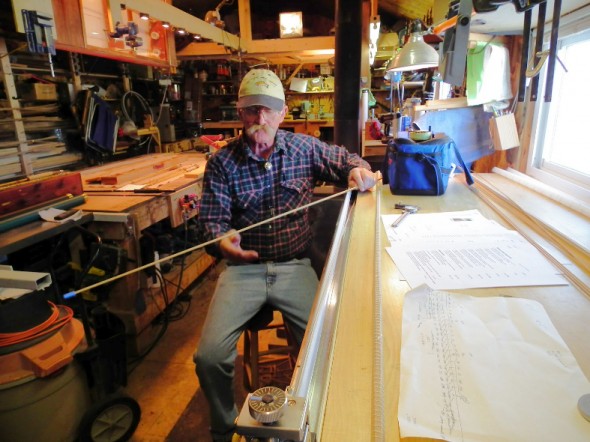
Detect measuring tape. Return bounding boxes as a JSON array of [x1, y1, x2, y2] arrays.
[[372, 182, 385, 441]]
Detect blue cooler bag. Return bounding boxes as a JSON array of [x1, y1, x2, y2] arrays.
[[385, 135, 473, 195]]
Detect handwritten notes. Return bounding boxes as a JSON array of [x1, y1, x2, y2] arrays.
[[398, 286, 590, 441]]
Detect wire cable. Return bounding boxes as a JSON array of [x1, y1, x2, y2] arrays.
[[0, 303, 74, 347]]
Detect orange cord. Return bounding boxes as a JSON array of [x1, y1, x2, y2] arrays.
[[0, 302, 74, 347]]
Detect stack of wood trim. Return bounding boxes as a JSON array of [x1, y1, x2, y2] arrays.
[[0, 136, 82, 177], [473, 171, 590, 295]]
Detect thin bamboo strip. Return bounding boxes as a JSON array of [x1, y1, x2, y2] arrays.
[[478, 173, 589, 255], [472, 177, 590, 296], [492, 167, 590, 218]]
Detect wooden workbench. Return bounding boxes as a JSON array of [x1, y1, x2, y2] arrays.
[[76, 153, 215, 355], [78, 152, 207, 229], [318, 174, 590, 441]]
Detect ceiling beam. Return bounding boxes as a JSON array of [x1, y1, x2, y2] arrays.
[[112, 0, 242, 50], [176, 0, 336, 65], [177, 36, 336, 64]]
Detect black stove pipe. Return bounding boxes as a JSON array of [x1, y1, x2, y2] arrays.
[[334, 0, 362, 154]]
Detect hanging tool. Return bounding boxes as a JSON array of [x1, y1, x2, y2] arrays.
[[391, 203, 419, 228], [21, 10, 56, 77], [543, 0, 562, 102], [529, 1, 547, 102]]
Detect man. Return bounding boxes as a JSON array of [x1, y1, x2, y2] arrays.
[[195, 68, 376, 441]]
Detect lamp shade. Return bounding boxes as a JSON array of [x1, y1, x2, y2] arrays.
[[388, 32, 439, 72]]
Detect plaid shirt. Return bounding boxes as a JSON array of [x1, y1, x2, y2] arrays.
[[198, 129, 370, 261]]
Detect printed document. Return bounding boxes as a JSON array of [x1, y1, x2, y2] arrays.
[[399, 286, 590, 442], [382, 210, 567, 290]]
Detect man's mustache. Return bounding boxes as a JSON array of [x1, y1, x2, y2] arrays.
[[246, 124, 273, 137]]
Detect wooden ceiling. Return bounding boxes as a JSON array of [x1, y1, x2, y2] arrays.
[[379, 0, 434, 22], [172, 0, 435, 32], [172, 0, 435, 63]]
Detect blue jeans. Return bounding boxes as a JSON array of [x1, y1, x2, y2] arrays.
[[194, 258, 318, 440]]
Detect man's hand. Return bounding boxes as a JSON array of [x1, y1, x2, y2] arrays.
[[348, 167, 380, 192], [218, 229, 259, 263]]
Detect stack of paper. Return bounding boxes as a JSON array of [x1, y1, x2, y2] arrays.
[[382, 209, 566, 290]]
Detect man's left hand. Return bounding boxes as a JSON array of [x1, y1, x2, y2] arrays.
[[348, 167, 379, 192]]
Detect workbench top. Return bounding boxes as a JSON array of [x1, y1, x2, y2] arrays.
[[79, 152, 207, 193], [318, 174, 590, 441]]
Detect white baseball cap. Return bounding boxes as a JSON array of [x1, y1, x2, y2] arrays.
[[237, 69, 285, 112]]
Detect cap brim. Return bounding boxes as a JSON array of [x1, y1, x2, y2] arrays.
[[237, 94, 284, 112]]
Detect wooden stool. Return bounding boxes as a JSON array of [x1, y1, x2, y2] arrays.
[[242, 305, 299, 391]]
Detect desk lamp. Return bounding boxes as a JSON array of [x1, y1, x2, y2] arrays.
[[387, 20, 439, 72]]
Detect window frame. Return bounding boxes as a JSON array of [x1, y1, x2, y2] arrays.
[[525, 5, 590, 205]]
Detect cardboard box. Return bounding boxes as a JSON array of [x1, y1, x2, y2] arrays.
[[23, 83, 58, 101], [490, 113, 520, 151]]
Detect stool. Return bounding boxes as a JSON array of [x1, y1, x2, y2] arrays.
[[242, 305, 299, 391]]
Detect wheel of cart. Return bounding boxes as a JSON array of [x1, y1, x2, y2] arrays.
[[54, 225, 141, 442], [72, 304, 141, 442], [77, 393, 141, 442]]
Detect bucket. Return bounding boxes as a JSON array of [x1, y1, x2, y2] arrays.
[[0, 360, 92, 442], [0, 317, 89, 441]]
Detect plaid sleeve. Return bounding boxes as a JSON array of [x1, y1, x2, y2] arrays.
[[197, 154, 233, 258]]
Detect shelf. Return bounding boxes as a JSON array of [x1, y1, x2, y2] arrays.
[[414, 97, 470, 112], [286, 91, 334, 95]]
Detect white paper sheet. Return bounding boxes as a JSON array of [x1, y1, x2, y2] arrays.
[[382, 210, 567, 290], [399, 286, 590, 442], [39, 208, 83, 223], [118, 184, 145, 191], [383, 209, 508, 243]]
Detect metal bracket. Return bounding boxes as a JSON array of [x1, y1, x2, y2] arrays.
[[439, 0, 473, 86], [236, 392, 313, 441]]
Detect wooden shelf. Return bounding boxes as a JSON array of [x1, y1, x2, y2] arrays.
[[414, 97, 470, 112], [286, 91, 334, 95]]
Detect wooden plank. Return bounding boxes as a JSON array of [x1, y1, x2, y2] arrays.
[[80, 153, 207, 191], [32, 152, 82, 169], [78, 194, 157, 213]]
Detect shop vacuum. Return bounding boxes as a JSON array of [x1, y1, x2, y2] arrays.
[[0, 282, 141, 442]]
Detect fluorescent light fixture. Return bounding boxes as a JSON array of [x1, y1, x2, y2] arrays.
[[280, 12, 303, 38], [388, 20, 439, 72], [369, 15, 380, 66]]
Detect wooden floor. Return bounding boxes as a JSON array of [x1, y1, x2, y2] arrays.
[[123, 261, 291, 441], [124, 262, 222, 441]]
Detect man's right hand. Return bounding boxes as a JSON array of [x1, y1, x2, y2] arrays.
[[218, 230, 259, 263]]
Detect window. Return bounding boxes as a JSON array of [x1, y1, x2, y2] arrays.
[[527, 7, 590, 204]]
